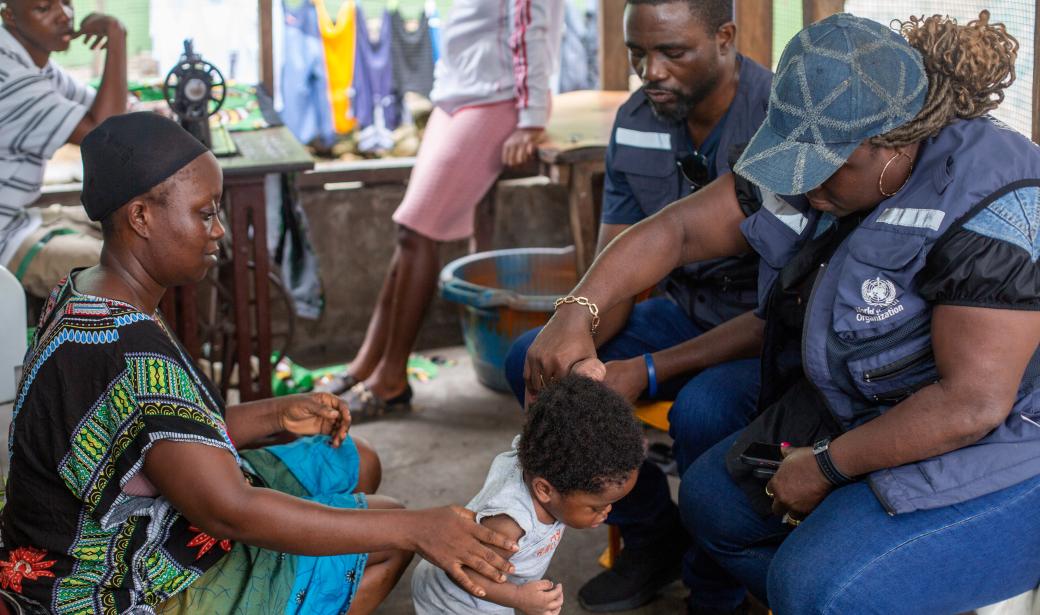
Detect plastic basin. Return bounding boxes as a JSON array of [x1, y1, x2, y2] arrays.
[[439, 246, 578, 392]]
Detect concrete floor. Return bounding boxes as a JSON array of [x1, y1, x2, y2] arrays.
[[348, 346, 687, 615]]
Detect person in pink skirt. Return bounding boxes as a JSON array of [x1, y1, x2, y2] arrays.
[[328, 0, 564, 414]]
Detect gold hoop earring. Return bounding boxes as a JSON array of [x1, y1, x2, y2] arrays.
[[879, 152, 913, 197]]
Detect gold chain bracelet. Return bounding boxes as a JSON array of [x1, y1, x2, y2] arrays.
[[553, 295, 600, 335]]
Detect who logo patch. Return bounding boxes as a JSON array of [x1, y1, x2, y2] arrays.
[[856, 276, 903, 323]]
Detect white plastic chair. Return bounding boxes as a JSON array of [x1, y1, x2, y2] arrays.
[[0, 265, 25, 403], [0, 265, 26, 479]]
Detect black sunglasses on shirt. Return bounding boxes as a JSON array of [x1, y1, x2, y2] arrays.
[[677, 151, 710, 192]]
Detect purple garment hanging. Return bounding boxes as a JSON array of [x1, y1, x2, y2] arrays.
[[353, 5, 400, 147], [390, 10, 434, 98]]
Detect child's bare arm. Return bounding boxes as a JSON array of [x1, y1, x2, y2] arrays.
[[455, 515, 564, 614], [455, 515, 525, 606]]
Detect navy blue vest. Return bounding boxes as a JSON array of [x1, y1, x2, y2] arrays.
[[606, 56, 772, 330], [742, 117, 1040, 514]]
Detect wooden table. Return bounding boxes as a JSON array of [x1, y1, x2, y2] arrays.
[[161, 126, 314, 402], [290, 91, 628, 275], [539, 90, 629, 273]]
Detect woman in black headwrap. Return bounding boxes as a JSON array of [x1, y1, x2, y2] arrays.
[[0, 113, 518, 615]]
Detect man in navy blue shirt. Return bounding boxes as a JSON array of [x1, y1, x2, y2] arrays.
[[505, 1, 771, 612]]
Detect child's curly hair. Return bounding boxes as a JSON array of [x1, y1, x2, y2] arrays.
[[518, 374, 646, 494]]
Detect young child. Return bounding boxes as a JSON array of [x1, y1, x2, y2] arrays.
[[411, 374, 646, 615]]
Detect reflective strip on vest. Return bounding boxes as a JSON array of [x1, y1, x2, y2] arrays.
[[615, 127, 671, 151], [762, 190, 809, 234], [876, 208, 946, 232]]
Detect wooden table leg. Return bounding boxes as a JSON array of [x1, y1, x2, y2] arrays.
[[225, 175, 273, 401], [564, 161, 602, 274], [470, 184, 497, 254]]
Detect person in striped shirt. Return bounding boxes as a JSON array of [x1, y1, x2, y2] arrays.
[[0, 0, 127, 297]]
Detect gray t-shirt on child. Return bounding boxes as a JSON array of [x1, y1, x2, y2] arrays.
[[412, 436, 566, 614]]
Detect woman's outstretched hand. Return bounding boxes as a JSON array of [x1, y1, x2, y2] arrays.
[[278, 392, 351, 447], [524, 307, 598, 404], [409, 506, 519, 598]]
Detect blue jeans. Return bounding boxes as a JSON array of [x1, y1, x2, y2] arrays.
[[504, 298, 761, 601], [681, 433, 1040, 613]]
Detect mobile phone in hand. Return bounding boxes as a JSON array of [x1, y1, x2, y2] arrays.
[[740, 442, 784, 470]]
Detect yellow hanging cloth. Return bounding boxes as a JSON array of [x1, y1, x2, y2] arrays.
[[314, 0, 357, 134]]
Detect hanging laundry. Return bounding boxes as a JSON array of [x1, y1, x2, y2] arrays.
[[557, 1, 599, 93], [390, 10, 434, 99], [353, 5, 400, 153], [315, 0, 357, 134], [280, 0, 336, 147]]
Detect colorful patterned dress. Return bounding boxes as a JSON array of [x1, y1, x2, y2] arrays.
[[1, 275, 368, 615]]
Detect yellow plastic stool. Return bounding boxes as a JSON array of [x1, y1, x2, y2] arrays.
[[599, 400, 673, 569], [634, 400, 673, 432]]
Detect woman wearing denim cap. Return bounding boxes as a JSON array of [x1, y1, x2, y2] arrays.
[[525, 11, 1040, 615]]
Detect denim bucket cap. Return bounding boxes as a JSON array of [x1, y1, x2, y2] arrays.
[[734, 14, 927, 195]]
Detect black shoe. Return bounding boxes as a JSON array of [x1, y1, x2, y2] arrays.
[[648, 442, 678, 476], [578, 542, 684, 612]]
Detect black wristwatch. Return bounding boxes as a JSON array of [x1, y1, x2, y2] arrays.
[[812, 437, 855, 487]]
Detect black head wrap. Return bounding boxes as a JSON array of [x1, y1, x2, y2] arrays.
[[80, 112, 209, 222]]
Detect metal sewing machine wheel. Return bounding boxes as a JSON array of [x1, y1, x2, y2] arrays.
[[163, 39, 226, 149]]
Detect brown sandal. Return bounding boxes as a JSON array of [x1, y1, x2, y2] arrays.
[[312, 372, 359, 396], [339, 382, 413, 421]]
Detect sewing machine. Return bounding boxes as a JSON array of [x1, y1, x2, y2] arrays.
[[163, 39, 227, 151]]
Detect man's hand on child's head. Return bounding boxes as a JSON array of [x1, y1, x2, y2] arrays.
[[517, 579, 564, 615], [571, 357, 606, 381]]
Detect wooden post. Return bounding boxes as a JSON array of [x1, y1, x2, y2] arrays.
[[802, 0, 845, 27], [598, 0, 629, 91], [259, 0, 274, 96], [470, 187, 497, 254], [735, 0, 773, 69], [1033, 0, 1040, 143]]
